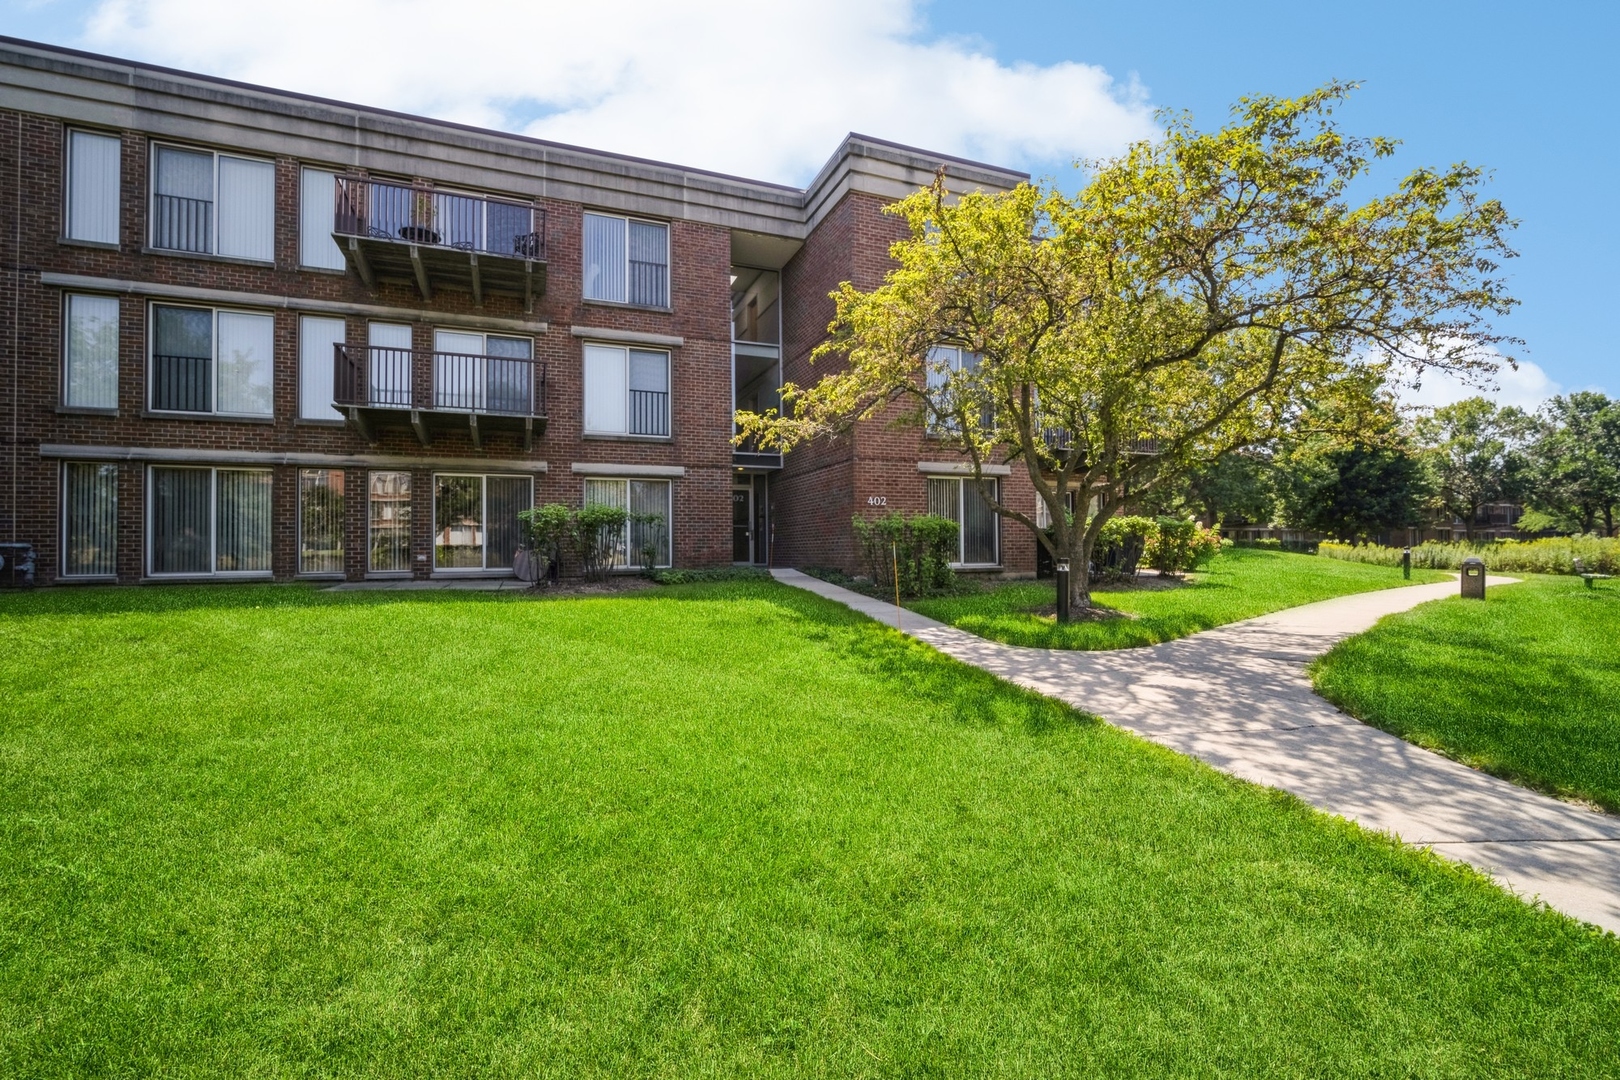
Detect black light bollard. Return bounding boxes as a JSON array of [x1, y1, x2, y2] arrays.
[[1402, 547, 1411, 580], [1055, 561, 1071, 623], [1460, 556, 1486, 599]]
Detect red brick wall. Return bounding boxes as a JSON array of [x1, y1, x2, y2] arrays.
[[1, 110, 738, 583]]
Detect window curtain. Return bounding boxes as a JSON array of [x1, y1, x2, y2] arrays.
[[299, 167, 345, 270], [926, 477, 957, 521], [582, 213, 626, 302], [217, 156, 275, 261], [583, 345, 628, 433], [628, 349, 669, 436], [299, 469, 345, 575], [150, 467, 212, 574], [962, 480, 998, 565], [215, 470, 272, 573], [63, 462, 117, 577], [368, 471, 411, 572], [628, 480, 671, 568], [153, 147, 213, 253], [628, 220, 669, 307], [368, 322, 413, 408], [433, 330, 485, 411], [65, 294, 119, 409], [298, 315, 347, 421], [67, 131, 120, 245], [215, 311, 274, 416]]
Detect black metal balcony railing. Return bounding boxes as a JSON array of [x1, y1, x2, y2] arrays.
[[152, 195, 212, 254], [332, 176, 545, 260], [333, 345, 546, 418], [628, 389, 670, 437], [151, 354, 212, 412]]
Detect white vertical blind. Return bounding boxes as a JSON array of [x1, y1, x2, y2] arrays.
[[298, 468, 345, 575], [962, 480, 998, 565], [583, 344, 628, 433], [66, 131, 121, 244], [215, 469, 273, 573], [299, 167, 345, 269], [217, 155, 275, 261], [628, 479, 671, 567], [582, 212, 626, 302], [149, 467, 213, 575], [215, 311, 275, 415], [298, 315, 347, 420], [65, 294, 120, 409], [63, 462, 118, 577]]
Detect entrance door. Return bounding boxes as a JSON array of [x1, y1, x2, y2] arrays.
[[732, 483, 752, 563]]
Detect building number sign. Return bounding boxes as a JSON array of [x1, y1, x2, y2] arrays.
[[866, 496, 887, 507]]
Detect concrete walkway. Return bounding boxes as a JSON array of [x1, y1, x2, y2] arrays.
[[773, 568, 1620, 933]]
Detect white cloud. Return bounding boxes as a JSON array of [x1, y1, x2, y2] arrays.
[[79, 0, 1157, 185], [1395, 349, 1561, 412]]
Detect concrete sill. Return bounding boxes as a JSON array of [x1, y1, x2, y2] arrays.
[[56, 406, 119, 417], [580, 298, 674, 316], [142, 410, 276, 425], [141, 247, 275, 270], [582, 432, 674, 444], [58, 236, 120, 252]]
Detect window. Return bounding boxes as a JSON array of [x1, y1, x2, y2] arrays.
[[65, 130, 121, 244], [583, 478, 671, 568], [299, 166, 346, 270], [150, 144, 274, 261], [368, 471, 412, 573], [583, 212, 668, 306], [583, 344, 669, 436], [432, 330, 534, 413], [147, 466, 272, 576], [298, 315, 347, 421], [64, 294, 119, 409], [927, 477, 999, 566], [62, 462, 118, 577], [433, 474, 532, 571], [299, 469, 345, 575], [368, 322, 413, 408], [925, 345, 992, 432], [149, 303, 274, 416]]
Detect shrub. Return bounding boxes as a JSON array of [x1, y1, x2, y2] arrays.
[[517, 502, 573, 581], [1147, 516, 1223, 574], [1091, 515, 1158, 581], [574, 503, 630, 582], [852, 512, 958, 597], [1318, 535, 1620, 576], [631, 511, 667, 573], [649, 567, 771, 585]]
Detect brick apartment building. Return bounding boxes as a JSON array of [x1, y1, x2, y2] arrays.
[[0, 36, 1037, 586]]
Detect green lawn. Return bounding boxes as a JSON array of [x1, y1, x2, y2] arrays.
[[2, 581, 1617, 1077], [1313, 574, 1620, 813], [908, 547, 1450, 650]]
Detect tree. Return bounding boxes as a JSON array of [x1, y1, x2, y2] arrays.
[[1524, 392, 1620, 535], [1181, 450, 1276, 529], [737, 84, 1517, 616], [1275, 441, 1428, 542], [1414, 397, 1534, 537]]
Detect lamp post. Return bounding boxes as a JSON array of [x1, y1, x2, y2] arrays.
[[1402, 547, 1411, 580], [1056, 561, 1071, 623]]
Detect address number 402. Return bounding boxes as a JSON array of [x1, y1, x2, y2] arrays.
[[866, 496, 887, 507]]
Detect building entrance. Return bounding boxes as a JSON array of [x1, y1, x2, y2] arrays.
[[732, 475, 770, 565]]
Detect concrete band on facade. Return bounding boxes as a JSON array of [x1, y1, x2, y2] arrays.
[[1, 35, 1041, 586]]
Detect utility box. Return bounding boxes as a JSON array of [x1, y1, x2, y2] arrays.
[[1460, 556, 1487, 599]]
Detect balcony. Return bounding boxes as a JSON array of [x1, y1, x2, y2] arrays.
[[331, 176, 547, 309], [333, 344, 548, 450]]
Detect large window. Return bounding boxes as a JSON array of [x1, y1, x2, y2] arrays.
[[582, 212, 669, 307], [62, 462, 118, 578], [299, 469, 345, 575], [927, 477, 999, 567], [368, 471, 412, 573], [298, 315, 347, 421], [65, 130, 121, 245], [433, 474, 532, 571], [925, 345, 992, 433], [583, 478, 671, 568], [432, 330, 533, 413], [150, 144, 274, 261], [298, 166, 346, 270], [63, 293, 119, 409], [149, 303, 274, 417], [148, 466, 272, 577], [583, 344, 669, 437]]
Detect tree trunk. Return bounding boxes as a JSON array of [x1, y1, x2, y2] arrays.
[[1053, 530, 1093, 620]]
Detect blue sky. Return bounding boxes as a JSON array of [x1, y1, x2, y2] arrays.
[[6, 0, 1610, 403]]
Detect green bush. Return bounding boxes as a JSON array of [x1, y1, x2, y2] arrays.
[[1091, 515, 1158, 581], [648, 566, 771, 585], [1146, 517, 1224, 574], [852, 512, 959, 597], [574, 503, 630, 582], [1319, 535, 1620, 576], [517, 502, 574, 581]]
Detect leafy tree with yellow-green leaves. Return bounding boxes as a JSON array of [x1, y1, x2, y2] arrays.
[[737, 84, 1518, 617]]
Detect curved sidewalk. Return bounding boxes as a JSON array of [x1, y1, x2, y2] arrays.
[[773, 568, 1620, 933]]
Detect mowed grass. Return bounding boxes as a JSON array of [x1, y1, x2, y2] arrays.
[[908, 547, 1450, 650], [2, 581, 1618, 1078], [1314, 575, 1620, 812]]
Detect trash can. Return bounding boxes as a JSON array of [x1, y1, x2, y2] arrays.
[[1460, 556, 1486, 599]]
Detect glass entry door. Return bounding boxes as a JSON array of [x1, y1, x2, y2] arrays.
[[732, 483, 752, 563]]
